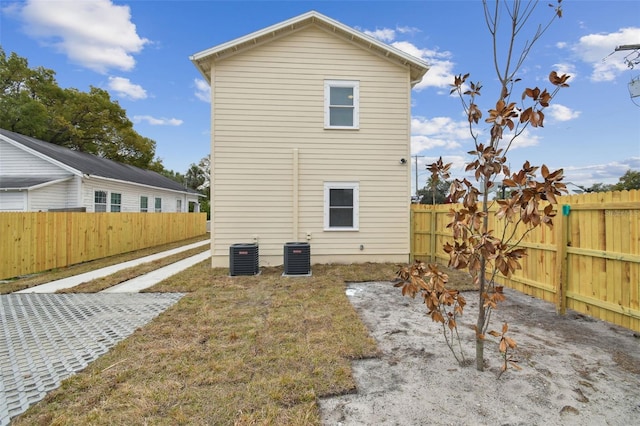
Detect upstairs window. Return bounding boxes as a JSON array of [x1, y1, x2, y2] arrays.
[[324, 182, 359, 231], [324, 80, 359, 129], [94, 191, 107, 212], [110, 193, 122, 212]]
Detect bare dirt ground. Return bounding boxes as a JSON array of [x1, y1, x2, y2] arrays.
[[319, 282, 640, 426]]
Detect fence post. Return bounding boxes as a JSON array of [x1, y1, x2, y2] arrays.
[[410, 206, 415, 263], [555, 204, 570, 314], [430, 206, 437, 263]]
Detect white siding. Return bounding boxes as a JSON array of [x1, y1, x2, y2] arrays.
[[209, 25, 412, 266], [0, 140, 69, 178], [29, 179, 77, 211], [81, 177, 195, 213], [0, 191, 25, 211]]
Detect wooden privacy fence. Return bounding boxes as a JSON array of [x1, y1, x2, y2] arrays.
[[411, 189, 640, 332], [0, 212, 208, 280]]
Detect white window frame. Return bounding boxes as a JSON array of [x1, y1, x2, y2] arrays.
[[94, 190, 107, 212], [154, 197, 162, 213], [324, 80, 360, 129], [324, 182, 359, 231], [110, 193, 122, 212], [176, 199, 182, 213]]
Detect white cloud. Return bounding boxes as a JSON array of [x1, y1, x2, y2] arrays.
[[546, 104, 581, 122], [133, 115, 183, 126], [359, 25, 454, 91], [411, 116, 469, 153], [16, 0, 149, 73], [363, 28, 396, 42], [563, 157, 640, 187], [504, 128, 541, 150], [194, 78, 211, 103], [570, 27, 640, 82], [108, 76, 147, 100], [391, 41, 455, 90]]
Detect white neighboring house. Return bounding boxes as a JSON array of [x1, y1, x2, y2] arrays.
[[190, 10, 429, 267], [0, 129, 202, 212]]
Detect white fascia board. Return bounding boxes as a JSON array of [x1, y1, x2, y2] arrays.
[[29, 176, 74, 190], [190, 10, 429, 82], [85, 174, 204, 197], [0, 134, 82, 176]]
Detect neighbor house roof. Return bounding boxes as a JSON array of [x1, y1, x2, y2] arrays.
[[0, 129, 199, 195], [190, 10, 430, 86]]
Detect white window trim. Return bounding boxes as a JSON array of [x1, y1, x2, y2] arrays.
[[94, 190, 107, 212], [154, 197, 162, 213], [140, 196, 149, 213], [110, 192, 122, 212], [324, 182, 359, 231], [324, 80, 360, 130]]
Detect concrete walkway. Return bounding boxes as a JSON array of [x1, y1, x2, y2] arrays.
[[2, 239, 211, 425], [16, 240, 210, 294], [101, 249, 210, 293]]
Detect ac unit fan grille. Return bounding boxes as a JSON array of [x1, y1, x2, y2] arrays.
[[284, 242, 311, 276], [230, 243, 259, 276]]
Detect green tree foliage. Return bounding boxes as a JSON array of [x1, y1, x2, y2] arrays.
[[613, 170, 640, 191], [582, 170, 639, 193], [0, 48, 158, 169], [417, 177, 451, 204], [185, 156, 211, 218]]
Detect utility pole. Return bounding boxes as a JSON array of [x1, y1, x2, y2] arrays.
[[412, 155, 424, 198]]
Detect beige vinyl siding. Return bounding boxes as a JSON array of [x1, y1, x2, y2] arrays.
[[210, 25, 412, 266]]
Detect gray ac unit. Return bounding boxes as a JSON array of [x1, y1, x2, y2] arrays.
[[229, 243, 259, 276], [283, 242, 311, 276]]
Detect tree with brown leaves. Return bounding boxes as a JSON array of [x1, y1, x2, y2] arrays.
[[396, 0, 569, 373]]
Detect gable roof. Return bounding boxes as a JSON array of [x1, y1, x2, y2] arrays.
[[190, 10, 429, 86], [0, 129, 198, 194]]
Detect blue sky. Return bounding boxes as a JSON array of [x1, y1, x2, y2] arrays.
[[1, 0, 639, 192]]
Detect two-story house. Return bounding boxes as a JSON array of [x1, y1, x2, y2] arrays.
[[190, 10, 429, 267]]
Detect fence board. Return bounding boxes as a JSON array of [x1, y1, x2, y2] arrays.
[[0, 212, 207, 280], [411, 189, 640, 332]]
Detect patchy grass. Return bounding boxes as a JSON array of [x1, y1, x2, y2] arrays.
[[11, 255, 475, 425], [0, 235, 209, 294]]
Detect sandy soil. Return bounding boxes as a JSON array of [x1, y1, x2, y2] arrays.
[[319, 282, 640, 426]]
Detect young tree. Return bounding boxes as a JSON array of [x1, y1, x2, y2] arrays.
[[396, 0, 569, 373]]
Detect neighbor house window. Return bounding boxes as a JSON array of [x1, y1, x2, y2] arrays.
[[140, 196, 148, 212], [324, 80, 359, 129], [176, 199, 182, 212], [155, 197, 162, 212], [94, 190, 107, 212], [324, 182, 359, 231], [110, 193, 122, 212]]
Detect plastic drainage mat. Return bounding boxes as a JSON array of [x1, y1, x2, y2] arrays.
[[0, 292, 184, 425]]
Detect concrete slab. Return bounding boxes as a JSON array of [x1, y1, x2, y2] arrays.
[[16, 240, 210, 294], [101, 250, 211, 293]]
